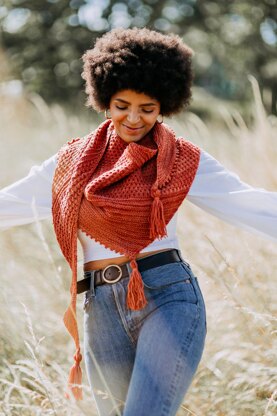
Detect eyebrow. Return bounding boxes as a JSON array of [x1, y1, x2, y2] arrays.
[[114, 98, 157, 106]]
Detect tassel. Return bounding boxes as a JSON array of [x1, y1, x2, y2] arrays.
[[66, 348, 83, 400], [127, 259, 147, 310], [150, 188, 167, 239]]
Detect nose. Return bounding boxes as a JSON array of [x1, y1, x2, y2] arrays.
[[127, 110, 140, 124]]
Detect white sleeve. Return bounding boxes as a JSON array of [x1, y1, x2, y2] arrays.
[[187, 150, 277, 242], [0, 154, 57, 230]]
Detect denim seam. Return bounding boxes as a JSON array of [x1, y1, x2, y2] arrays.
[[112, 285, 137, 346], [143, 278, 191, 291], [180, 262, 194, 279], [194, 278, 207, 332], [160, 305, 200, 416]]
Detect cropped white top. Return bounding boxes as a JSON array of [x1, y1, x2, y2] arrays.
[[0, 149, 276, 263], [77, 212, 179, 262]]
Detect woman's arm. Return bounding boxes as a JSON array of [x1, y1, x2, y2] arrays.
[[0, 154, 57, 230], [187, 150, 277, 241]]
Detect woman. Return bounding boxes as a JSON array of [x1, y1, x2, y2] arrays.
[[0, 28, 276, 416]]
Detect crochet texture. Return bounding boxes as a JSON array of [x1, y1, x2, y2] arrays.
[[52, 119, 200, 399]]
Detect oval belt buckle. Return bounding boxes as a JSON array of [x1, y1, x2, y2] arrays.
[[102, 264, 123, 284]]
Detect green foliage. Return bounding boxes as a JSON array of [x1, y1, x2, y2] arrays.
[[0, 0, 276, 113]]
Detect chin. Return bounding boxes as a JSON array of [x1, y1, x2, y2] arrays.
[[122, 134, 143, 142]]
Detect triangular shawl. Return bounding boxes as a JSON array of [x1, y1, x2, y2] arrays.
[[52, 119, 200, 399]]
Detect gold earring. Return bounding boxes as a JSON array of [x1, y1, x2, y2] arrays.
[[105, 109, 111, 119], [157, 114, 163, 124]]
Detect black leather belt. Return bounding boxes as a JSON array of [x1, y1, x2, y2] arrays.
[[77, 249, 184, 294]]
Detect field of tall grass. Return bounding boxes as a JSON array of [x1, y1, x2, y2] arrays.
[[0, 79, 276, 415]]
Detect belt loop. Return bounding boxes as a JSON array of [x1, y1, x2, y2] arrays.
[[83, 271, 96, 311], [177, 249, 184, 262], [89, 270, 96, 297], [177, 249, 191, 269]]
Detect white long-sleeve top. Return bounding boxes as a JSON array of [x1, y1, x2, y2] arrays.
[[0, 149, 276, 262]]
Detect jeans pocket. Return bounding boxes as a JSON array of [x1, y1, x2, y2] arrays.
[[143, 278, 192, 291], [142, 262, 198, 305], [142, 262, 191, 290]]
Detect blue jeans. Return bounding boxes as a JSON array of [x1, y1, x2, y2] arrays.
[[83, 257, 206, 416]]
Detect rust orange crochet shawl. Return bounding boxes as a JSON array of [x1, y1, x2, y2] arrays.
[[52, 119, 200, 399]]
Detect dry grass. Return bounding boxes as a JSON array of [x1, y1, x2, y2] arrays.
[[0, 80, 276, 415]]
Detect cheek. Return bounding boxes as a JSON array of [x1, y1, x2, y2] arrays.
[[111, 113, 124, 125], [148, 116, 159, 126]]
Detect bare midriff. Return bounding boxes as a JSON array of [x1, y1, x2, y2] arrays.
[[83, 248, 172, 271]]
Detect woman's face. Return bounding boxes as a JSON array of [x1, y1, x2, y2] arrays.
[[109, 89, 161, 143]]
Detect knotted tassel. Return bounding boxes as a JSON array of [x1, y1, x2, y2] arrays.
[[127, 258, 147, 310], [150, 188, 167, 239], [66, 348, 83, 400]]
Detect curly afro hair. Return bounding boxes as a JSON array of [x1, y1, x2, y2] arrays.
[[81, 27, 194, 116]]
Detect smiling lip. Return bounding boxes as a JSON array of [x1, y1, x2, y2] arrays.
[[122, 124, 144, 130]]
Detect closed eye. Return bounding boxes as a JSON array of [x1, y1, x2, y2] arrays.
[[115, 106, 154, 113]]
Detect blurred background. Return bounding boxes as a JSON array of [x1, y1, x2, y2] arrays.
[[0, 0, 276, 117], [0, 2, 277, 415]]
